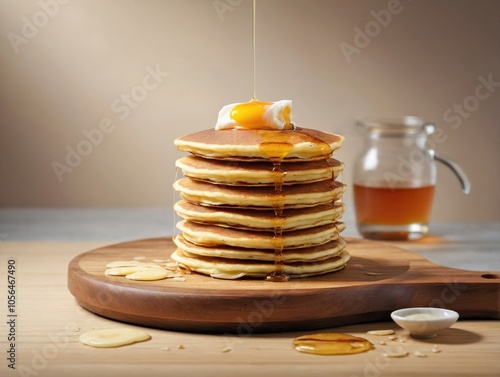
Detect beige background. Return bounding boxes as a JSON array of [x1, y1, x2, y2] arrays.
[[0, 0, 499, 221]]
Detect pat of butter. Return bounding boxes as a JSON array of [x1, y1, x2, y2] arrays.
[[215, 100, 292, 130]]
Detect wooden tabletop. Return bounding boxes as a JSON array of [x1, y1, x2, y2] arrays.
[[0, 209, 499, 376]]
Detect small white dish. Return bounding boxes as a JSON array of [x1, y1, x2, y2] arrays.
[[391, 307, 459, 338]]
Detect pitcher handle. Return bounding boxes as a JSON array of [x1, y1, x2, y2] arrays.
[[431, 151, 472, 194]]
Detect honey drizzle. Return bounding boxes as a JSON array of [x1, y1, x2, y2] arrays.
[[250, 0, 335, 282], [252, 0, 257, 100], [326, 151, 343, 241], [293, 333, 374, 355], [256, 131, 293, 281], [271, 161, 286, 192]]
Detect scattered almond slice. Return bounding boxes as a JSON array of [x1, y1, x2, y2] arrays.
[[379, 341, 387, 345], [388, 335, 398, 341], [172, 276, 186, 282], [383, 350, 409, 358], [79, 328, 150, 348], [106, 260, 164, 268], [367, 330, 395, 336], [105, 266, 155, 276], [106, 260, 143, 268], [365, 272, 383, 276], [432, 345, 442, 353], [164, 262, 179, 271], [414, 350, 427, 358], [126, 269, 174, 281], [133, 256, 146, 260], [137, 262, 165, 268], [221, 346, 232, 353]]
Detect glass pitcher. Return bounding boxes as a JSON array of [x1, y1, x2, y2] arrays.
[[353, 116, 470, 240]]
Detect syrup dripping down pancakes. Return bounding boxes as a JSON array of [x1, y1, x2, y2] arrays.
[[172, 100, 349, 280]]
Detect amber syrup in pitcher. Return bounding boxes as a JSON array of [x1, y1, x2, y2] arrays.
[[353, 184, 435, 240]]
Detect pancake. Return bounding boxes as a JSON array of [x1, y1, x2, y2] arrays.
[[174, 178, 346, 209], [174, 200, 346, 231], [174, 234, 346, 262], [174, 127, 344, 161], [176, 155, 344, 186], [172, 105, 348, 280], [177, 220, 343, 249], [171, 248, 350, 279]]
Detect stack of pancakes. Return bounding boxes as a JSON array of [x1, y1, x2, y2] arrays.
[[172, 127, 349, 280]]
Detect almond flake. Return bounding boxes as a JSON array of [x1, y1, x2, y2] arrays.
[[413, 350, 427, 358], [432, 345, 441, 353], [367, 330, 395, 336], [106, 260, 143, 268], [125, 269, 173, 281], [383, 350, 409, 358], [164, 262, 178, 270]]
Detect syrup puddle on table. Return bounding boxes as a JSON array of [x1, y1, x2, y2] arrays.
[[292, 333, 374, 355]]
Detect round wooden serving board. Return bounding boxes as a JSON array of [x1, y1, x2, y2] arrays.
[[68, 237, 499, 333]]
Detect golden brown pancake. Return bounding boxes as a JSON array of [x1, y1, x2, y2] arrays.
[[174, 127, 344, 161], [176, 156, 344, 186], [171, 247, 350, 279], [174, 234, 346, 262], [177, 220, 343, 249], [174, 200, 346, 231], [174, 178, 346, 209]]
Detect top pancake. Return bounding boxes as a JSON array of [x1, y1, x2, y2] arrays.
[[174, 127, 344, 161]]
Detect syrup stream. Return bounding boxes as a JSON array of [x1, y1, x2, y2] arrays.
[[252, 0, 288, 281], [252, 0, 257, 101]]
